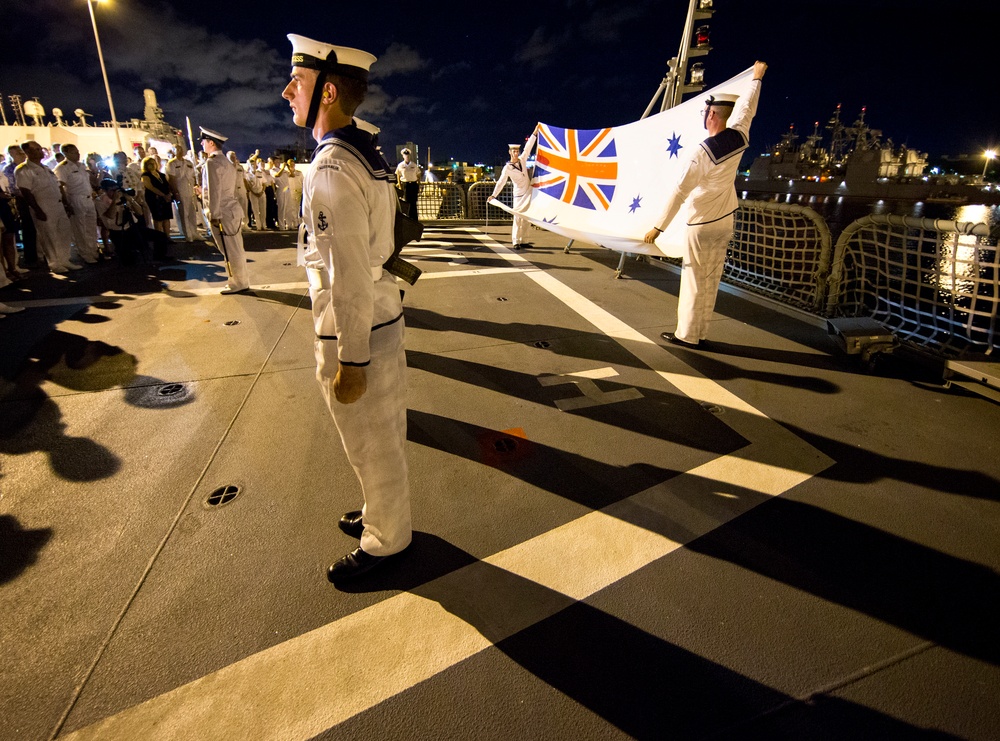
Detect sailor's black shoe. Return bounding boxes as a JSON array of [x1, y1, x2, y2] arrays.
[[338, 510, 364, 539], [220, 286, 250, 295], [661, 331, 701, 348], [327, 547, 387, 582]]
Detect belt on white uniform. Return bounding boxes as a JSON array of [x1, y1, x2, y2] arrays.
[[306, 265, 384, 289]]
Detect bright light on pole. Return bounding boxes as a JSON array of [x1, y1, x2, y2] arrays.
[[983, 149, 997, 181], [87, 0, 123, 152]]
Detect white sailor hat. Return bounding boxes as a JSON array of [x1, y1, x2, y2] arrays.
[[287, 34, 376, 83], [704, 93, 738, 108], [198, 126, 227, 144], [400, 147, 411, 155], [508, 143, 521, 151]]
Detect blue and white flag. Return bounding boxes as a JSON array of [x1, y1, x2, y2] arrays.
[[496, 67, 756, 257]]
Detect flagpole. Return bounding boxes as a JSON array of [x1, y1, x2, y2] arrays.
[[186, 116, 195, 154]]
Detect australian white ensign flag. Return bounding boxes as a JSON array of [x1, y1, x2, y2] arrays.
[[494, 66, 756, 258]]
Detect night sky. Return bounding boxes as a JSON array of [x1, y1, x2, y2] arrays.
[[1, 0, 997, 167]]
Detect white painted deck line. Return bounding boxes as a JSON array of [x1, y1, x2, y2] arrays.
[[62, 229, 833, 741]]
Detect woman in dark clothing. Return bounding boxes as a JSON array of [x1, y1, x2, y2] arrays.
[[141, 156, 173, 235]]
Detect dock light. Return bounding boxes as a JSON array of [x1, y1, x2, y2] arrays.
[[983, 149, 996, 180], [689, 62, 705, 85], [694, 25, 710, 48]]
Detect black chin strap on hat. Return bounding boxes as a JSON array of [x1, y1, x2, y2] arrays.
[[306, 69, 329, 130], [703, 95, 716, 127]]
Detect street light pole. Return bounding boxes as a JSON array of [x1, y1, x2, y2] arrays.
[[87, 0, 123, 152]]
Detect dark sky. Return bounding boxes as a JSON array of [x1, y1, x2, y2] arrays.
[[1, 0, 997, 167]]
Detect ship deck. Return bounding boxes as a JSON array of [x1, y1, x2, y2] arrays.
[[2, 225, 999, 740]]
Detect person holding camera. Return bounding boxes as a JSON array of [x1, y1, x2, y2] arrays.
[[96, 178, 144, 266]]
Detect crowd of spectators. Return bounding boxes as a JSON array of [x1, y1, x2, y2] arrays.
[[0, 140, 306, 316]]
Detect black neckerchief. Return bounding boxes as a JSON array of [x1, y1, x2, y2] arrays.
[[315, 123, 393, 182]]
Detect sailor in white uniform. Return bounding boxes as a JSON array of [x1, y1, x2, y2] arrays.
[[394, 148, 421, 218], [54, 144, 100, 264], [227, 151, 250, 228], [488, 133, 538, 249], [199, 127, 250, 294], [166, 144, 200, 242], [283, 32, 411, 582], [15, 141, 78, 273], [644, 61, 767, 347], [246, 158, 268, 230], [271, 159, 290, 229], [282, 159, 303, 229]]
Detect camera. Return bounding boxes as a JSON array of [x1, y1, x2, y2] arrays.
[[122, 188, 136, 197]]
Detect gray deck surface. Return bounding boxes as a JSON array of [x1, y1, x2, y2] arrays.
[[1, 224, 998, 740]]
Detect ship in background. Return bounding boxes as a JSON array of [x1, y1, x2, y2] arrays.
[[740, 104, 1000, 205], [0, 89, 184, 157]]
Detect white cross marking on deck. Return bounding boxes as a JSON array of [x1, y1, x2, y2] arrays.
[[539, 368, 643, 411]]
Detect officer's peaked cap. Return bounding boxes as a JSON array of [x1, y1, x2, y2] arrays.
[[198, 126, 227, 144], [288, 34, 376, 83]]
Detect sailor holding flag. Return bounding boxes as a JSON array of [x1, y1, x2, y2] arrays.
[[644, 61, 767, 348], [488, 131, 537, 249]]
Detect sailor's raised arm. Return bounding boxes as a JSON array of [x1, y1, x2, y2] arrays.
[[520, 128, 538, 167], [729, 61, 766, 136]]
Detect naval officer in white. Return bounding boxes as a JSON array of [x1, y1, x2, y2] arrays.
[[54, 144, 101, 264], [200, 127, 250, 294], [394, 147, 421, 219], [166, 144, 200, 242], [283, 33, 411, 582]]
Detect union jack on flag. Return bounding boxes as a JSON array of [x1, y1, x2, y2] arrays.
[[533, 124, 618, 211]]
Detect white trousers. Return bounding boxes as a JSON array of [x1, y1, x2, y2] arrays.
[[310, 270, 411, 557], [282, 192, 302, 230], [249, 191, 267, 230], [209, 222, 249, 291], [174, 189, 199, 241], [511, 214, 530, 246], [510, 188, 531, 245], [236, 189, 249, 224], [67, 194, 100, 263], [675, 215, 734, 344], [35, 205, 74, 269], [275, 190, 289, 229]]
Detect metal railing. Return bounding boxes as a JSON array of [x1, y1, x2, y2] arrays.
[[826, 214, 997, 356]]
